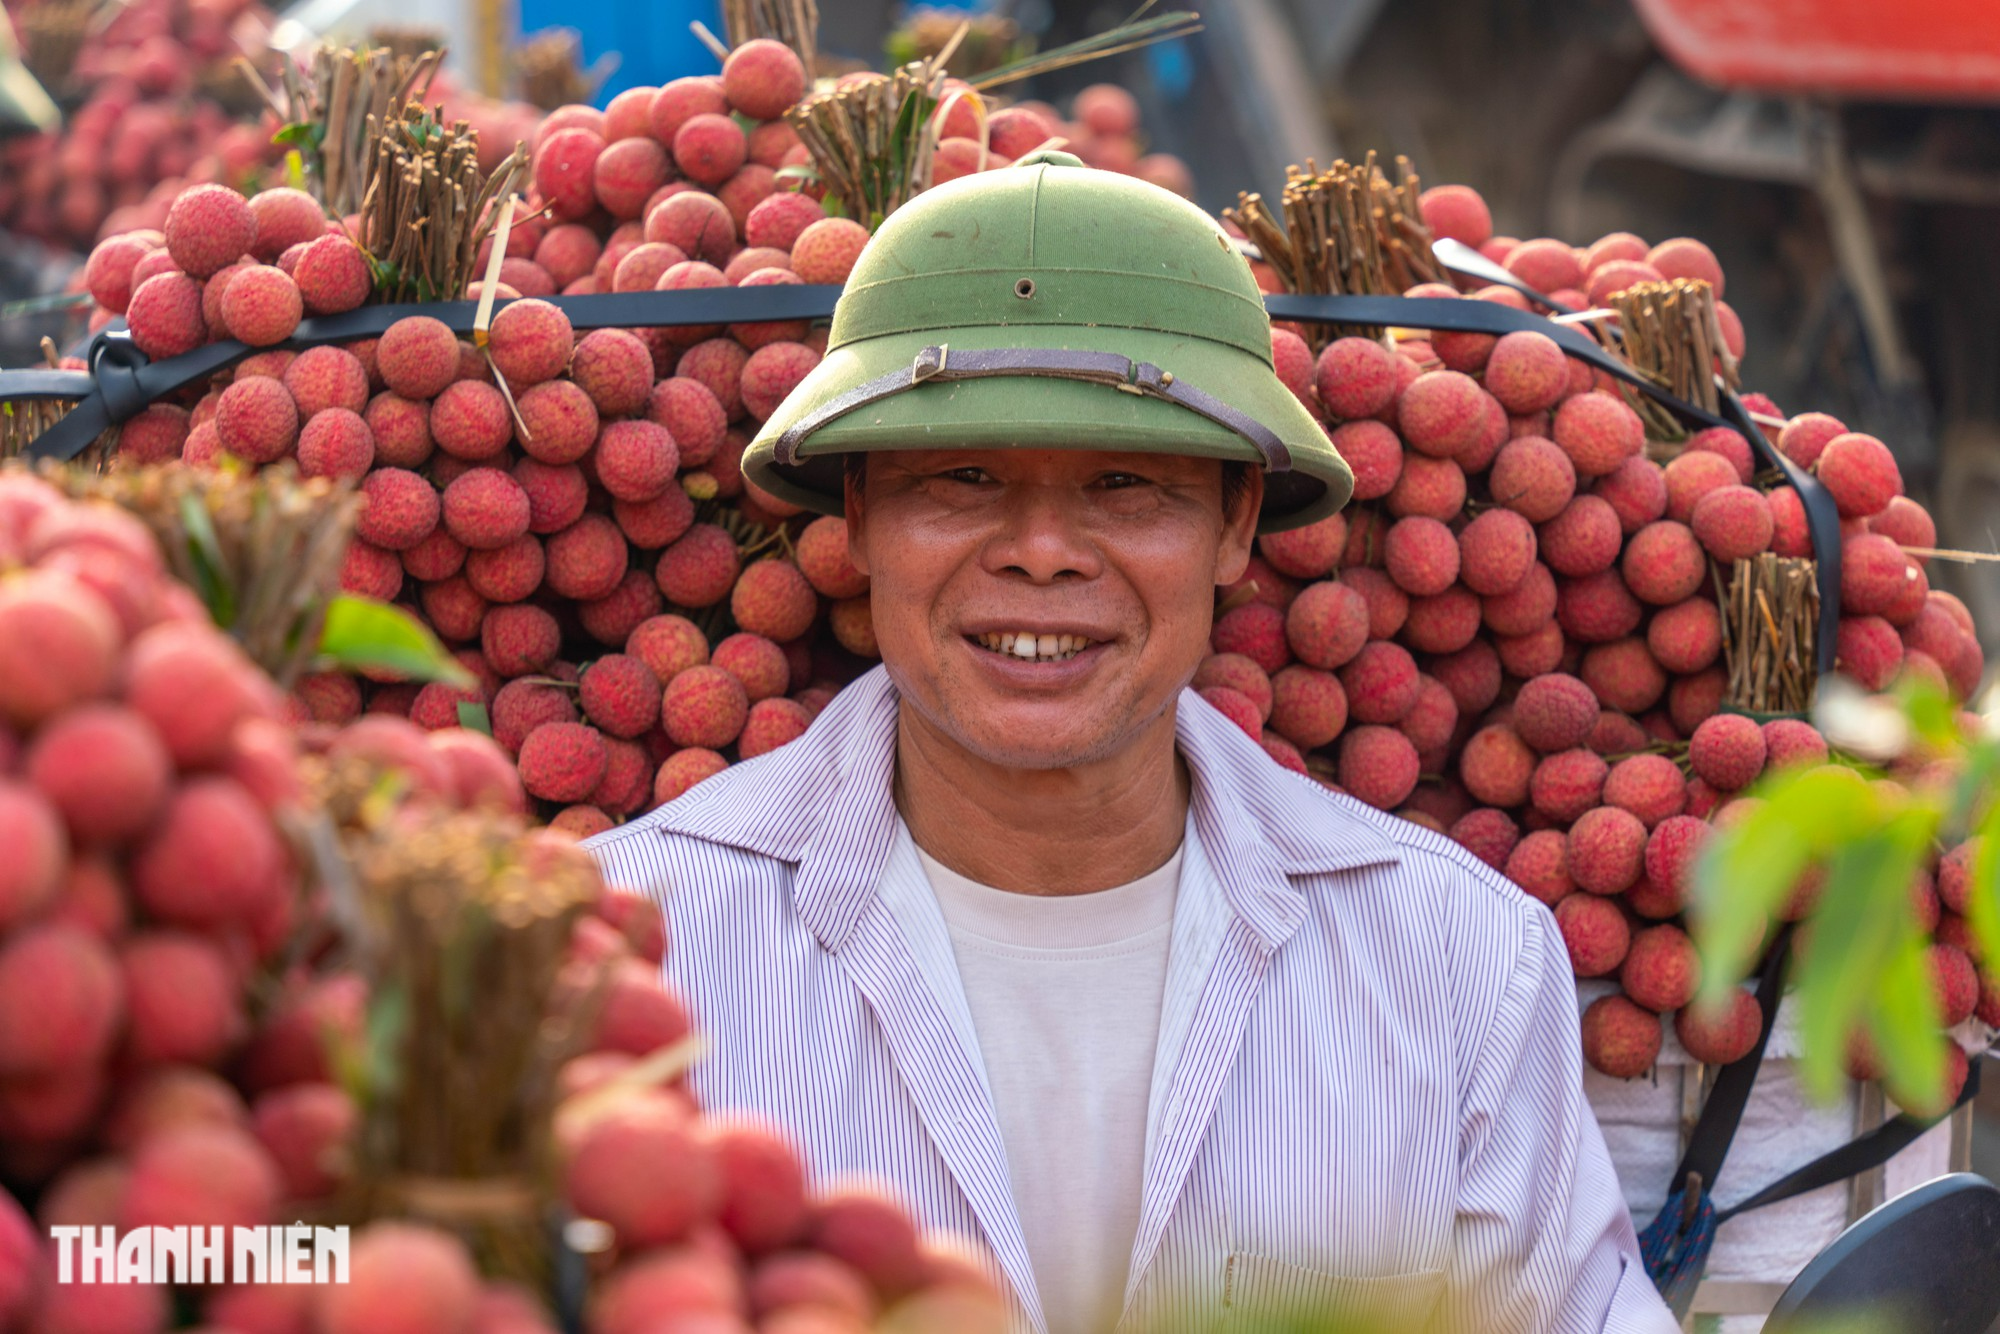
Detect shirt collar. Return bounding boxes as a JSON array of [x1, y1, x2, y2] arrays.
[[639, 666, 1402, 954]]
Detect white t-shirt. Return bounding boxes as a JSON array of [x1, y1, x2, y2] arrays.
[[915, 838, 1182, 1334]]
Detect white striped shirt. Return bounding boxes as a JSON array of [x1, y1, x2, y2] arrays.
[[587, 668, 1678, 1334]]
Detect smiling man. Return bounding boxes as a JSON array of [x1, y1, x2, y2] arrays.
[[587, 150, 1676, 1334]]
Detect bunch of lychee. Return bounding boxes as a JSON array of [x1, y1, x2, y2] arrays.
[[76, 180, 375, 359], [922, 79, 1192, 195], [1203, 181, 1990, 1088], [0, 0, 282, 249], [0, 470, 553, 1331]]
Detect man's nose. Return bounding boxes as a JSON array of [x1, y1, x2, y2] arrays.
[[982, 484, 1105, 585]]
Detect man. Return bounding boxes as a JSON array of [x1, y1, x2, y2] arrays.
[[589, 150, 1676, 1334]]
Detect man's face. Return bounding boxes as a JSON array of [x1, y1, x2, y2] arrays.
[[846, 448, 1262, 771]]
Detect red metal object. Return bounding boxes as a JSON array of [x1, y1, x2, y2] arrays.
[[1631, 0, 2000, 100]]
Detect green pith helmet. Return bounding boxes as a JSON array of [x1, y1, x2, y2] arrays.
[[743, 151, 1353, 532]]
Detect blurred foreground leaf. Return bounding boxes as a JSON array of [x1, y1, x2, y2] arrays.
[[316, 595, 473, 685]]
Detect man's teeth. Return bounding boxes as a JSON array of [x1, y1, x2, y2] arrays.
[[975, 632, 1094, 661]]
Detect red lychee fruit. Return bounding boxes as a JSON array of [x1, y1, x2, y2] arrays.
[[723, 39, 809, 119], [1459, 724, 1534, 808], [1284, 580, 1368, 670], [1816, 432, 1902, 518], [732, 560, 817, 643], [1647, 237, 1724, 295], [1384, 516, 1460, 597], [1506, 829, 1572, 906], [673, 113, 748, 187], [571, 329, 657, 418], [1489, 436, 1576, 523], [487, 299, 575, 386], [127, 271, 206, 359], [740, 697, 812, 758], [352, 467, 439, 551], [663, 665, 750, 750], [1268, 665, 1347, 750], [1504, 238, 1586, 294], [377, 315, 460, 399], [712, 633, 790, 703], [251, 1082, 355, 1200], [1456, 508, 1536, 596], [655, 523, 743, 609], [1688, 713, 1766, 791], [0, 782, 64, 931], [1540, 494, 1623, 577], [1480, 558, 1555, 637], [1842, 532, 1919, 616], [1512, 673, 1597, 753], [1778, 412, 1847, 469], [215, 375, 301, 463], [1328, 420, 1403, 501], [1418, 184, 1491, 247], [519, 722, 611, 804], [25, 703, 170, 843], [1484, 331, 1567, 414], [119, 929, 244, 1066], [1675, 988, 1763, 1065], [543, 513, 629, 602], [120, 1121, 279, 1232], [1397, 370, 1490, 459], [1567, 806, 1647, 895], [656, 748, 731, 803], [1385, 454, 1467, 521], [1836, 614, 1904, 690], [282, 346, 368, 418], [1553, 392, 1644, 477], [1620, 521, 1706, 605], [791, 217, 871, 286], [565, 1089, 723, 1249], [1450, 807, 1520, 870], [221, 265, 303, 346], [0, 923, 121, 1075], [1555, 892, 1630, 977], [1332, 726, 1417, 809], [1581, 994, 1662, 1078], [742, 342, 822, 422], [1337, 641, 1419, 725], [1314, 337, 1399, 420], [166, 184, 254, 278], [1690, 484, 1773, 563], [122, 622, 279, 767], [1620, 923, 1700, 1013], [481, 604, 562, 678], [293, 234, 372, 315], [316, 1221, 481, 1334], [580, 655, 663, 739], [1647, 597, 1722, 675], [442, 468, 532, 550]]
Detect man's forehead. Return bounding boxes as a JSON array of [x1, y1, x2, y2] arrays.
[[868, 447, 1223, 477]]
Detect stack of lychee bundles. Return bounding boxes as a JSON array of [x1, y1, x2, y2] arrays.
[[1200, 182, 1990, 1087]]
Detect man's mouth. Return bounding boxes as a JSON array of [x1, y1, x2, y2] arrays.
[[971, 631, 1099, 662]]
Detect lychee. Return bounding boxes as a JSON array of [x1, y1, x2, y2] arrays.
[[1539, 494, 1623, 577], [25, 703, 170, 844], [378, 316, 460, 399], [1554, 892, 1630, 976], [791, 218, 871, 286], [1456, 508, 1536, 596], [1690, 485, 1773, 563], [1581, 994, 1662, 1078], [1553, 392, 1644, 477], [1489, 436, 1575, 523], [1385, 454, 1466, 521], [221, 265, 302, 346], [663, 665, 750, 749], [1397, 370, 1489, 458], [127, 271, 206, 359], [1816, 432, 1902, 518], [316, 1222, 480, 1334], [1284, 580, 1368, 670], [1418, 184, 1491, 247], [1620, 521, 1706, 605], [488, 298, 574, 386], [1384, 516, 1460, 596], [519, 722, 611, 803], [1506, 829, 1572, 906], [481, 604, 562, 678], [1688, 713, 1766, 792], [656, 748, 730, 802], [166, 184, 254, 278], [1675, 988, 1763, 1065], [1568, 806, 1647, 895]]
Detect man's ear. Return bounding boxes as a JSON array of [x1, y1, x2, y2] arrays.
[[843, 463, 869, 577], [1215, 466, 1264, 587]]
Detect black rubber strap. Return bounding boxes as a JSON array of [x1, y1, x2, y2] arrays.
[[771, 342, 1293, 472], [5, 286, 1844, 673], [1668, 928, 1797, 1206], [1716, 1052, 1983, 1224]]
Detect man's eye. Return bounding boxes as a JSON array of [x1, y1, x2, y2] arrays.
[[938, 467, 989, 484], [1097, 473, 1149, 489]]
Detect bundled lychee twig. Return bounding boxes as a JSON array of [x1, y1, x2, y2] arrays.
[[357, 97, 531, 304], [261, 43, 448, 217], [45, 462, 360, 688], [888, 7, 1025, 78], [514, 28, 610, 112], [1720, 553, 1819, 714], [1608, 278, 1741, 439], [721, 0, 819, 79], [1225, 152, 1442, 342], [786, 58, 951, 227], [0, 338, 101, 463], [367, 24, 450, 65], [313, 761, 603, 1286]]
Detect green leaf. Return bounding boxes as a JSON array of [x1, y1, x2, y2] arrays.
[[456, 700, 493, 736], [270, 121, 322, 149], [1900, 674, 1961, 751], [361, 980, 408, 1107], [774, 162, 820, 186], [1864, 932, 1947, 1115], [177, 491, 236, 628], [1970, 798, 2000, 970], [315, 595, 473, 685], [729, 109, 760, 135], [1691, 764, 1879, 1002], [1791, 808, 1937, 1102]]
